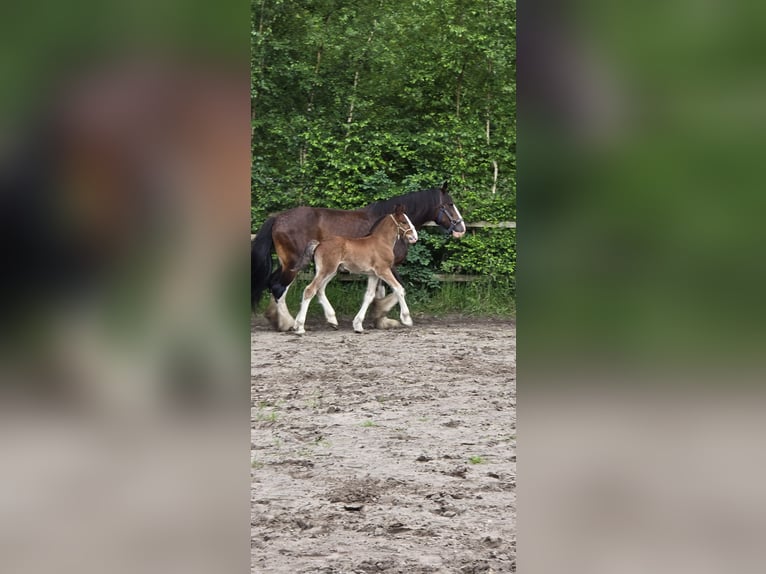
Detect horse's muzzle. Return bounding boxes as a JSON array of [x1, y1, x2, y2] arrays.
[[451, 230, 465, 239]]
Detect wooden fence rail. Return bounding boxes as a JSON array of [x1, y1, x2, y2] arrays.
[[422, 220, 515, 229]]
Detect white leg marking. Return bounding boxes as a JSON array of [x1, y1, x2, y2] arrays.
[[317, 272, 339, 328], [353, 276, 379, 333], [275, 282, 294, 331], [293, 281, 318, 335], [380, 272, 412, 328], [395, 286, 413, 327]]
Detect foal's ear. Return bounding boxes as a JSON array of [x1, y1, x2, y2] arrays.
[[440, 180, 449, 193]]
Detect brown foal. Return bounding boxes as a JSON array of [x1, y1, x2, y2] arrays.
[[292, 205, 418, 334]]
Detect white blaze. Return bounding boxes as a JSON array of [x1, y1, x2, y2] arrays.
[[403, 213, 418, 243], [451, 205, 466, 237]]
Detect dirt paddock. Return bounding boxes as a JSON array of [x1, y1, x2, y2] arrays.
[[251, 314, 516, 573]]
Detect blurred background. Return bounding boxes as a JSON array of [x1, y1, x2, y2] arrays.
[[4, 0, 766, 572], [1, 1, 250, 573], [520, 0, 766, 573]]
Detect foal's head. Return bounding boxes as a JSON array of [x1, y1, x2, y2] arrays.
[[390, 204, 418, 244]]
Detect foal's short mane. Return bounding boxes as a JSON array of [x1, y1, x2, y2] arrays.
[[367, 210, 398, 233]]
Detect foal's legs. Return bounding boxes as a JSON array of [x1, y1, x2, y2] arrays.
[[293, 261, 337, 334], [316, 276, 339, 329], [292, 277, 320, 335], [352, 275, 382, 333], [376, 268, 413, 327]]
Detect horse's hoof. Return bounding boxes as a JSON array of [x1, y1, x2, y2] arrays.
[[329, 322, 339, 330], [375, 317, 401, 330], [402, 318, 413, 327], [265, 313, 280, 331]]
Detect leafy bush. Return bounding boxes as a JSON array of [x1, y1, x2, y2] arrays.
[[252, 0, 516, 309]]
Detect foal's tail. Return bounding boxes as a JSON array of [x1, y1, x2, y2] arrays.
[[291, 240, 319, 272], [251, 217, 276, 309]]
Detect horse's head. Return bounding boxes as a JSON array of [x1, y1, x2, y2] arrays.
[[392, 204, 418, 244], [434, 181, 466, 238]]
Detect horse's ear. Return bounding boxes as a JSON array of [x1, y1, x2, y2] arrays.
[[440, 180, 449, 194], [394, 203, 405, 214]]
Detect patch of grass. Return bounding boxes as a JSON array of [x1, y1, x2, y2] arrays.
[[255, 399, 283, 409], [361, 419, 378, 428], [314, 438, 332, 448], [468, 455, 486, 465], [418, 278, 515, 317], [251, 459, 264, 469], [305, 398, 321, 409], [255, 409, 279, 423], [254, 275, 515, 321]]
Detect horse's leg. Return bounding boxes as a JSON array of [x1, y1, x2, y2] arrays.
[[352, 275, 380, 333], [274, 281, 296, 332], [316, 272, 339, 329], [264, 262, 295, 332], [378, 269, 413, 327], [265, 282, 295, 332], [370, 279, 393, 323], [268, 236, 310, 331], [372, 268, 404, 329], [269, 261, 299, 332]]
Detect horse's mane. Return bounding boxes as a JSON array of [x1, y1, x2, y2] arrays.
[[364, 187, 441, 225]]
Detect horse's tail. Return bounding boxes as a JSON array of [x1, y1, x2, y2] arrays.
[[291, 240, 319, 272], [251, 217, 276, 309]]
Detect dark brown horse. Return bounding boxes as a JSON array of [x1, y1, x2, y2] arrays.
[[251, 181, 465, 331], [292, 204, 418, 334]]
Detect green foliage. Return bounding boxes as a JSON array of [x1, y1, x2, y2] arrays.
[[442, 229, 516, 280], [252, 0, 515, 310], [398, 241, 440, 303]]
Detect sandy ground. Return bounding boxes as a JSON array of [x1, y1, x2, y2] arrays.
[[251, 314, 516, 573]]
